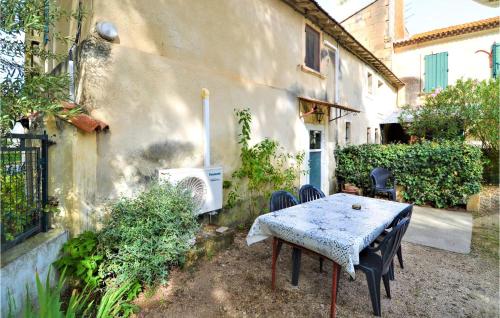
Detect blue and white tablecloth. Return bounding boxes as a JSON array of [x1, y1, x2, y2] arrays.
[[246, 193, 412, 278]]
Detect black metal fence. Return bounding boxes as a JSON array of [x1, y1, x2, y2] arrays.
[[1, 133, 49, 251]]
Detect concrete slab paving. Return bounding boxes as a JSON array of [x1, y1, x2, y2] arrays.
[[403, 205, 472, 254]]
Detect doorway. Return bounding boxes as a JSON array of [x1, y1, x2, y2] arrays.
[[307, 125, 325, 192]]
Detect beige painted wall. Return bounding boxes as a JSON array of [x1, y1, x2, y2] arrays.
[[335, 45, 397, 146], [394, 29, 500, 106], [44, 116, 98, 234], [48, 0, 398, 231], [342, 0, 392, 67]]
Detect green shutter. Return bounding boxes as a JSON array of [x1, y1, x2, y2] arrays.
[[492, 43, 500, 78], [424, 52, 448, 92], [424, 55, 433, 93], [436, 52, 448, 89]]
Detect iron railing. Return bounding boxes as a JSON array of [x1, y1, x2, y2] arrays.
[[1, 133, 49, 251]]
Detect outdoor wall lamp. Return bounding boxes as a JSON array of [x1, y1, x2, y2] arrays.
[[96, 21, 118, 41], [300, 104, 325, 123], [314, 106, 325, 123]]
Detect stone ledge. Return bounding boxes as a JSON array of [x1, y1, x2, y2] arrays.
[[1, 228, 68, 268], [185, 225, 235, 268]]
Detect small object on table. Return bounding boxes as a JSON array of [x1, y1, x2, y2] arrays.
[[352, 204, 361, 210]]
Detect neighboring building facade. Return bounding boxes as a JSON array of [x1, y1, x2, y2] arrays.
[[393, 17, 500, 107], [341, 0, 499, 142], [43, 0, 403, 233], [341, 0, 406, 68]]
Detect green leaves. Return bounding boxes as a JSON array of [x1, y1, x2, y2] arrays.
[[1, 0, 83, 132], [53, 231, 103, 288], [50, 182, 197, 316], [335, 141, 483, 208], [98, 183, 199, 287], [400, 78, 500, 153], [227, 109, 305, 213], [19, 269, 93, 318]]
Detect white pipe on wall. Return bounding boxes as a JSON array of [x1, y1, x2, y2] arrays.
[[323, 40, 340, 104], [201, 88, 210, 168]]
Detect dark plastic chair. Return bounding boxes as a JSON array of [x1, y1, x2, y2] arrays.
[[370, 167, 397, 201], [269, 190, 300, 284], [355, 217, 410, 317], [375, 206, 413, 279], [298, 184, 326, 203], [269, 190, 299, 212]]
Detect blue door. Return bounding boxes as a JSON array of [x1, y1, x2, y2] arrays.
[[309, 129, 322, 190]]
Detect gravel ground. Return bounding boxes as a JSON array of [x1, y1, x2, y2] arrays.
[[135, 187, 499, 318], [135, 234, 499, 318]]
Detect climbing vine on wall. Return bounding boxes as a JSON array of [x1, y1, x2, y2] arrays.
[[225, 108, 305, 215]]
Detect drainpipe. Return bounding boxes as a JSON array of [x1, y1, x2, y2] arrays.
[[324, 40, 340, 104], [68, 46, 75, 101], [68, 1, 82, 102], [335, 43, 340, 104], [202, 88, 210, 168]]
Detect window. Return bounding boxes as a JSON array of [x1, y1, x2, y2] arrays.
[[377, 80, 383, 90], [309, 130, 322, 149], [305, 25, 320, 72], [367, 127, 371, 143], [367, 72, 373, 94], [375, 128, 380, 144], [492, 43, 500, 78], [345, 122, 351, 144], [424, 52, 448, 92]]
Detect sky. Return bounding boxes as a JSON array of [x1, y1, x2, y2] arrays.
[[316, 0, 500, 35]]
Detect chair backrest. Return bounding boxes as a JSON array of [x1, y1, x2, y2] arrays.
[[299, 184, 326, 203], [388, 205, 413, 229], [378, 217, 410, 275], [370, 167, 393, 189], [269, 190, 299, 212]]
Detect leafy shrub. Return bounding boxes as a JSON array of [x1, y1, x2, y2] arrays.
[[401, 78, 499, 153], [226, 108, 305, 213], [98, 183, 199, 286], [1, 172, 29, 241], [335, 141, 483, 208], [53, 231, 103, 288], [11, 268, 137, 318]]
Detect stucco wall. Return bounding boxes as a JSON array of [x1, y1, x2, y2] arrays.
[[335, 45, 397, 146], [48, 0, 398, 231], [342, 0, 393, 67], [393, 29, 499, 106], [45, 116, 98, 235]]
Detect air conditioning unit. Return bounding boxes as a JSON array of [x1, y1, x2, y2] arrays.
[[158, 167, 223, 215]]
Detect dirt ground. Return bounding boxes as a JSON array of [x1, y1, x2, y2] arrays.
[[135, 189, 499, 318]]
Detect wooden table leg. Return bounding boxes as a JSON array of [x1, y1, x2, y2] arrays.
[[272, 237, 278, 290], [330, 262, 340, 318]]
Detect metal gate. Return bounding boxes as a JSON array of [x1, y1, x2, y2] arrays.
[[1, 133, 49, 251]]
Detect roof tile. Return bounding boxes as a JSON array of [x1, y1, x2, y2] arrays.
[[394, 16, 499, 48], [60, 102, 109, 133]]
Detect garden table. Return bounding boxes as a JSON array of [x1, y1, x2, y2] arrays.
[[246, 193, 412, 318]]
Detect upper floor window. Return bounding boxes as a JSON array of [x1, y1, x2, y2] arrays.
[[305, 25, 320, 72], [424, 52, 448, 93], [367, 72, 373, 94]]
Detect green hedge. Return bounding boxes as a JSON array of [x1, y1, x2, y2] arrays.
[[335, 141, 483, 208]]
